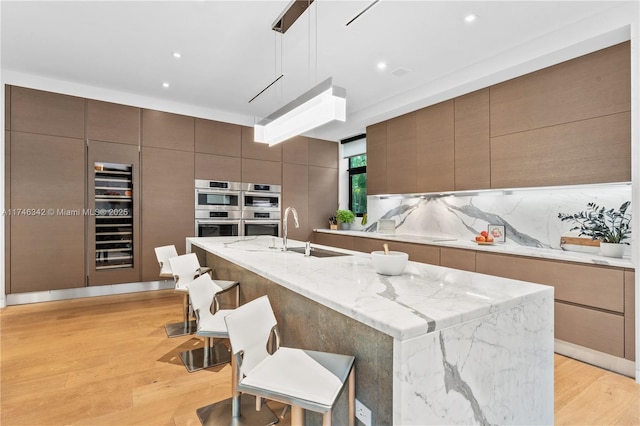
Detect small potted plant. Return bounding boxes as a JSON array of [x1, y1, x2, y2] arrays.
[[329, 214, 338, 230], [336, 209, 355, 230], [558, 201, 631, 258]]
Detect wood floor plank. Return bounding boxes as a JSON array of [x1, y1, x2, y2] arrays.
[[1, 290, 639, 425]]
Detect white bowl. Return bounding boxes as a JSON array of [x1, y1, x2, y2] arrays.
[[371, 251, 409, 276]]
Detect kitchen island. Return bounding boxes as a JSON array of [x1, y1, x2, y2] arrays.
[[187, 236, 554, 425]]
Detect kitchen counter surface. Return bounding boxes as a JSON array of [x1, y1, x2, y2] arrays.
[[314, 228, 635, 269], [187, 235, 554, 424], [188, 236, 552, 341]]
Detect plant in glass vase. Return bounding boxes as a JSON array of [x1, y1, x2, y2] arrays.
[[558, 201, 631, 258]]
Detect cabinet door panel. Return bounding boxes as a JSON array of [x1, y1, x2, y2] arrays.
[[491, 112, 631, 188], [10, 132, 85, 292], [313, 233, 354, 250], [416, 101, 454, 192], [476, 252, 624, 312], [555, 301, 624, 358], [308, 138, 338, 169], [282, 136, 309, 165], [88, 100, 140, 145], [241, 158, 281, 184], [11, 86, 85, 139], [282, 163, 309, 241], [241, 126, 282, 162], [87, 141, 141, 286], [142, 109, 194, 151], [141, 147, 194, 281], [366, 122, 387, 195], [195, 118, 241, 157], [308, 166, 337, 233], [491, 42, 630, 137], [624, 270, 635, 361], [4, 131, 10, 293], [440, 247, 475, 272], [454, 89, 490, 190], [386, 112, 416, 194], [195, 153, 241, 182], [5, 85, 10, 130]]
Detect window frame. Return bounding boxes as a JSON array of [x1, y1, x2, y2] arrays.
[[348, 155, 367, 217]]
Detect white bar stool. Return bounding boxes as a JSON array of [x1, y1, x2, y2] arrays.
[[167, 253, 236, 338], [155, 245, 196, 337], [224, 295, 356, 426]]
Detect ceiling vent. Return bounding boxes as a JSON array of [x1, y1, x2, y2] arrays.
[[391, 67, 411, 77]]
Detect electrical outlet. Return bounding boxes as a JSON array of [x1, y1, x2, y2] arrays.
[[355, 398, 372, 426]]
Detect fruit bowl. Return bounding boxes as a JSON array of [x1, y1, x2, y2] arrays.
[[371, 251, 408, 276]]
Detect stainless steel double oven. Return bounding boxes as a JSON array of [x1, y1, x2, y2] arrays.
[[195, 180, 281, 237], [195, 180, 241, 237], [241, 183, 281, 237]]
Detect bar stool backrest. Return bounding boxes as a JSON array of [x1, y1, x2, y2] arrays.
[[187, 274, 224, 324], [224, 295, 278, 378], [169, 253, 202, 290], [155, 245, 178, 276]]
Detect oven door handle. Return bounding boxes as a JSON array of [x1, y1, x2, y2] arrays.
[[242, 191, 281, 197], [196, 188, 240, 196], [242, 219, 280, 224], [196, 219, 241, 225]]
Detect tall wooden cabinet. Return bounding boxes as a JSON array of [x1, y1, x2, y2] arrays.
[[366, 122, 387, 195], [454, 89, 490, 190], [417, 100, 454, 192]]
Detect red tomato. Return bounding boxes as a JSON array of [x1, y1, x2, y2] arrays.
[[475, 235, 486, 242], [485, 236, 494, 242], [480, 231, 489, 238]]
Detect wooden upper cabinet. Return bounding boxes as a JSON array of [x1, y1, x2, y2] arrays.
[[141, 109, 194, 151], [241, 126, 282, 162], [282, 136, 309, 165], [87, 99, 140, 145], [5, 85, 10, 130], [241, 158, 281, 184], [282, 163, 309, 241], [308, 138, 338, 169], [416, 101, 454, 192], [454, 89, 491, 190], [491, 112, 631, 188], [386, 112, 417, 194], [490, 41, 631, 137], [308, 166, 338, 233], [366, 122, 387, 195], [195, 153, 241, 182], [195, 118, 241, 157], [10, 86, 85, 139]]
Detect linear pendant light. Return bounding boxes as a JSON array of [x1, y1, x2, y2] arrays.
[[254, 77, 346, 146]]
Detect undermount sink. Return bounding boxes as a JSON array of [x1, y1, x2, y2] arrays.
[[287, 247, 351, 258]]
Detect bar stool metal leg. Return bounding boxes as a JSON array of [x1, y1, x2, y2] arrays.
[[195, 345, 278, 426], [164, 293, 197, 337]]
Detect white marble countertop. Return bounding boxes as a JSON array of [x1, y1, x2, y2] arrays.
[[188, 236, 553, 341], [314, 229, 635, 269]]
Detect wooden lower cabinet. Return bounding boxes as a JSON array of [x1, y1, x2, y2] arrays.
[[624, 270, 635, 361], [9, 132, 86, 293], [312, 233, 355, 251], [141, 147, 194, 281], [555, 302, 624, 357], [352, 238, 439, 265], [440, 247, 475, 272]]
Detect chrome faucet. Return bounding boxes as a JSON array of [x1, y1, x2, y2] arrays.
[[282, 206, 299, 252]]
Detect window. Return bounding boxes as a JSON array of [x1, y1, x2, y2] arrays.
[[348, 154, 367, 216]]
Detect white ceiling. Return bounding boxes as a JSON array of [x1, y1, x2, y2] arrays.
[[0, 1, 633, 142]]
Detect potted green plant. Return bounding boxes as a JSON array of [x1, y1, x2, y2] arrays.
[[558, 201, 631, 258], [336, 209, 355, 230]]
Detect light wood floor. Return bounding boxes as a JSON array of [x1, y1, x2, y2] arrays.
[[1, 289, 638, 425]]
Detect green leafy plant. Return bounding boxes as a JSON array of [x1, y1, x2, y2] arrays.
[[336, 209, 355, 224], [558, 201, 631, 244]]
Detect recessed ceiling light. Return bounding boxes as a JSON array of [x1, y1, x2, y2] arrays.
[[162, 82, 170, 88], [464, 14, 478, 23], [377, 62, 387, 70], [172, 51, 181, 59]]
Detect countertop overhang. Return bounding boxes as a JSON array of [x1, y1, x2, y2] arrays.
[[188, 236, 553, 341], [314, 229, 635, 269]]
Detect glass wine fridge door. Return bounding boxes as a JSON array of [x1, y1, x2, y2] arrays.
[[94, 162, 134, 270]]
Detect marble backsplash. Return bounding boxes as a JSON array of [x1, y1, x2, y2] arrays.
[[362, 184, 632, 251]]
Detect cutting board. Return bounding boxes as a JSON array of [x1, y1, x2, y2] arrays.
[[560, 233, 600, 254]]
